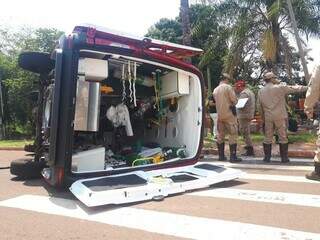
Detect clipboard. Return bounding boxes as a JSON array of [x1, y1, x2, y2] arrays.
[[236, 98, 248, 109]]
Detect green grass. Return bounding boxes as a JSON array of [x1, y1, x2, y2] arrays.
[[287, 133, 317, 144], [0, 140, 33, 148], [204, 132, 316, 147]]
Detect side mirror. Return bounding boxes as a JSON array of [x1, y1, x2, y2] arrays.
[[18, 52, 55, 74]]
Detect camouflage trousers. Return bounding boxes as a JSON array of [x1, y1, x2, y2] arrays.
[[263, 118, 288, 144], [314, 124, 320, 163], [239, 118, 253, 147], [217, 120, 238, 145]]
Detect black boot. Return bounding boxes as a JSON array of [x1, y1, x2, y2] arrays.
[[279, 143, 290, 163], [217, 142, 227, 161], [229, 144, 242, 163], [263, 143, 271, 162], [242, 146, 254, 156], [306, 163, 320, 181]]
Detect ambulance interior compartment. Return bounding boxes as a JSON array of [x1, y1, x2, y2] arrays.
[[71, 50, 202, 173]]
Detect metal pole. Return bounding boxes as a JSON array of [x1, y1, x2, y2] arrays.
[[286, 0, 310, 82], [180, 0, 192, 63], [0, 72, 5, 139], [207, 66, 212, 95]]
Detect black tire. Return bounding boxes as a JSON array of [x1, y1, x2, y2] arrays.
[[24, 144, 36, 153], [10, 159, 46, 180], [18, 52, 54, 74]]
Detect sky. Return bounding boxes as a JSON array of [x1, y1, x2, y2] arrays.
[[0, 0, 180, 36], [1, 0, 319, 72]]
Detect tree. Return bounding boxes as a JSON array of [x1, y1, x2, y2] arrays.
[[147, 4, 229, 91], [180, 0, 192, 46], [0, 26, 64, 138], [190, 4, 229, 91], [216, 0, 320, 80], [180, 0, 192, 64], [148, 1, 320, 87], [286, 0, 310, 81], [145, 18, 182, 43]]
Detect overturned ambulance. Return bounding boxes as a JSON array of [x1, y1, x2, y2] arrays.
[[11, 24, 243, 206]]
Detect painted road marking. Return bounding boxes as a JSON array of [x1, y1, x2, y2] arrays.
[[205, 155, 314, 164], [190, 188, 320, 208], [205, 161, 313, 171], [243, 173, 320, 184], [0, 195, 320, 240]]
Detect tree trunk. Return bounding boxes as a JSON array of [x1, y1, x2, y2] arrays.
[[272, 22, 281, 66], [207, 66, 212, 95], [180, 0, 192, 63], [265, 0, 280, 72], [286, 0, 310, 82], [0, 75, 5, 139]]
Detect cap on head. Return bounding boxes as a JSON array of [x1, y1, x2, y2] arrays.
[[235, 80, 246, 88], [222, 73, 233, 81], [264, 72, 276, 81]]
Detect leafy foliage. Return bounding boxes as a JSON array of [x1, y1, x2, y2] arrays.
[[147, 4, 228, 90], [145, 18, 183, 43], [147, 1, 319, 89], [0, 27, 63, 138], [217, 0, 320, 79]]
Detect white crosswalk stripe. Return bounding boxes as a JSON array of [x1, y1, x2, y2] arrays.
[[0, 194, 319, 240], [243, 173, 320, 184], [1, 158, 319, 239], [204, 155, 314, 164], [189, 188, 320, 207], [204, 161, 314, 171]]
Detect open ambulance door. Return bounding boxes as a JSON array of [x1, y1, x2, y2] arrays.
[[70, 163, 244, 207]]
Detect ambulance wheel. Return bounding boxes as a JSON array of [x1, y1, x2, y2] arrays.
[[10, 158, 46, 180], [24, 144, 35, 153]]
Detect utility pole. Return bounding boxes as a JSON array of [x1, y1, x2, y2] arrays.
[[286, 0, 310, 82], [0, 71, 5, 139], [207, 66, 212, 96], [180, 0, 192, 63]]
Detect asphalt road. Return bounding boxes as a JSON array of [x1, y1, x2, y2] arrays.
[[0, 150, 319, 240]]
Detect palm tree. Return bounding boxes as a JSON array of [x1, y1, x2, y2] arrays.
[[214, 0, 320, 80], [180, 0, 192, 47], [147, 4, 229, 92], [286, 0, 310, 80]]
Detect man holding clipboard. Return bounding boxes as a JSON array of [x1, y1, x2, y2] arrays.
[[235, 80, 256, 156], [213, 73, 242, 162]]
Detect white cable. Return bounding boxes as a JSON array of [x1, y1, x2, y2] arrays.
[[121, 64, 126, 102], [128, 60, 133, 103], [133, 61, 137, 107], [152, 72, 158, 109]]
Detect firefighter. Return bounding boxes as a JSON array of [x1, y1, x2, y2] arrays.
[[213, 73, 242, 162], [304, 65, 320, 181], [235, 80, 255, 156], [257, 72, 307, 163]]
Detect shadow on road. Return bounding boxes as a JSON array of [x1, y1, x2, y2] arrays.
[[211, 179, 248, 188], [10, 175, 74, 201]]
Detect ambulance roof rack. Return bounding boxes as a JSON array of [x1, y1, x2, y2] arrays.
[[73, 23, 203, 60]]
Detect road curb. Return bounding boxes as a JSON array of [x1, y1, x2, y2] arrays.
[[0, 147, 24, 151], [287, 150, 315, 158]]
